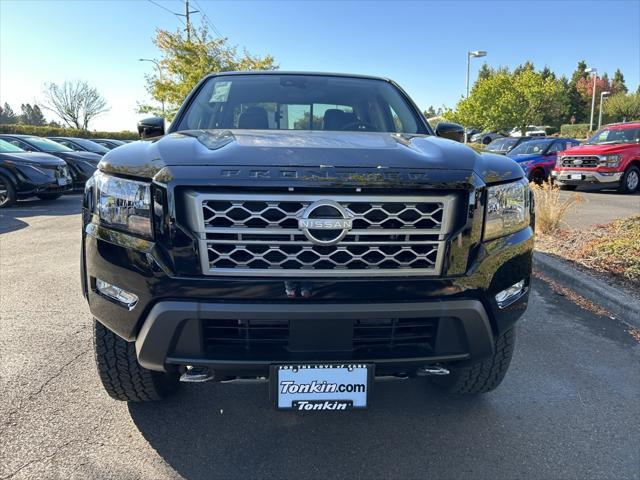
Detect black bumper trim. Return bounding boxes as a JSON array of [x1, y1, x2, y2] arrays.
[[134, 300, 494, 372]]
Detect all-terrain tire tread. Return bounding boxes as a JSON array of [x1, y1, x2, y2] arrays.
[[433, 328, 516, 394], [93, 320, 178, 401]]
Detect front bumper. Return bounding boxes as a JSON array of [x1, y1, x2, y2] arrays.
[[135, 299, 498, 375], [552, 169, 623, 186], [16, 178, 73, 198]]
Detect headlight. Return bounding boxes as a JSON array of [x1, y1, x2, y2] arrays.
[[94, 171, 152, 238], [556, 156, 564, 168], [599, 154, 621, 168], [484, 178, 531, 241]]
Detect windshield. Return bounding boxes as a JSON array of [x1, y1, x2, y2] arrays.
[[587, 127, 640, 145], [25, 136, 73, 152], [485, 138, 518, 152], [509, 140, 553, 155], [0, 139, 25, 153], [175, 74, 425, 134], [71, 138, 109, 153]]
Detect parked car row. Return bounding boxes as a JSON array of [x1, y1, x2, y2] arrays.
[[0, 134, 131, 207], [483, 121, 640, 194], [469, 125, 548, 145]]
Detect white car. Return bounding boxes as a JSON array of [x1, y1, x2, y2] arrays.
[[510, 126, 547, 137]]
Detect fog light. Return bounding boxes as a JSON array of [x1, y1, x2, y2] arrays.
[[495, 280, 526, 308], [95, 279, 138, 309]]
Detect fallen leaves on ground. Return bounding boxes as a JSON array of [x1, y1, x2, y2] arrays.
[[536, 216, 640, 291], [533, 270, 612, 317]]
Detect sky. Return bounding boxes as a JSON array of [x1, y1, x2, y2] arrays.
[[1, 0, 639, 132]]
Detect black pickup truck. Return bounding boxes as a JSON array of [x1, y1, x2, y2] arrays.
[[82, 72, 533, 410]]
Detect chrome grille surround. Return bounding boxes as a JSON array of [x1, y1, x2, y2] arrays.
[[184, 192, 458, 277], [561, 155, 600, 168]]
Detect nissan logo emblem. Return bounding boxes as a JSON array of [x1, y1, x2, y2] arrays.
[[298, 200, 353, 245]]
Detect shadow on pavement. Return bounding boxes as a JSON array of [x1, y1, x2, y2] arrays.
[[128, 379, 494, 480], [0, 194, 82, 234]]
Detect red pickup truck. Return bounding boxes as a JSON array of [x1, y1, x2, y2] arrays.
[[552, 122, 640, 194]]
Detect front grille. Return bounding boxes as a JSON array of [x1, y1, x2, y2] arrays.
[[203, 319, 289, 349], [185, 192, 457, 277], [202, 317, 438, 352], [561, 155, 599, 168], [353, 317, 438, 347]]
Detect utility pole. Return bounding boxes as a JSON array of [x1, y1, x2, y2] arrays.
[[176, 0, 199, 41], [585, 67, 598, 132]]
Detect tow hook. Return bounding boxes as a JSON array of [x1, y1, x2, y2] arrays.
[[416, 366, 450, 376], [179, 365, 215, 383]]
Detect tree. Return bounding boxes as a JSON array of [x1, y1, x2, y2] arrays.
[[568, 60, 589, 122], [0, 103, 18, 124], [41, 80, 109, 130], [604, 93, 640, 122], [424, 105, 437, 118], [19, 103, 46, 126], [139, 24, 277, 119], [447, 68, 566, 135], [513, 61, 535, 75], [540, 66, 555, 80], [477, 63, 493, 82], [611, 69, 628, 94]]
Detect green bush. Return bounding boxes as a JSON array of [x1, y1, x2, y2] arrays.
[[560, 123, 590, 139], [0, 124, 139, 140]]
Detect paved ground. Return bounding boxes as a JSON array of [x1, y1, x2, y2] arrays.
[[1, 195, 639, 480], [559, 185, 639, 229]]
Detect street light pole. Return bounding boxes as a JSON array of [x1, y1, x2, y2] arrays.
[[586, 67, 597, 132], [598, 91, 610, 130], [465, 50, 487, 143], [466, 50, 487, 98], [139, 58, 165, 117]]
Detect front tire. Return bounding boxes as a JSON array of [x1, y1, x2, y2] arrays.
[[0, 174, 16, 208], [36, 193, 62, 201], [618, 166, 640, 194], [431, 328, 516, 394], [93, 320, 179, 401], [529, 168, 546, 185]]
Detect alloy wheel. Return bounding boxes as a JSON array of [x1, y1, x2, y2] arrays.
[[0, 177, 8, 206], [627, 170, 639, 191]]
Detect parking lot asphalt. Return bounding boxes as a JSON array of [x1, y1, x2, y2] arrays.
[[558, 185, 639, 229], [1, 194, 639, 480]]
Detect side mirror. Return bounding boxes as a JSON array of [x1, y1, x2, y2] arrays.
[[435, 122, 465, 143], [137, 117, 165, 139]]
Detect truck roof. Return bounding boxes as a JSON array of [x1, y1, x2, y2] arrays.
[[203, 70, 394, 83], [603, 121, 640, 130]]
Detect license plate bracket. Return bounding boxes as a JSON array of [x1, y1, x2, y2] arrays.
[[270, 364, 373, 411]]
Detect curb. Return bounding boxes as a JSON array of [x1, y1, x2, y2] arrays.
[[533, 252, 640, 329]]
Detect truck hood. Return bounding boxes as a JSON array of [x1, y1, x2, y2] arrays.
[[507, 153, 542, 163], [563, 143, 637, 156], [52, 151, 102, 164], [1, 151, 65, 166], [99, 130, 524, 185]]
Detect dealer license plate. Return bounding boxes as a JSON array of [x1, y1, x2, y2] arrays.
[[570, 174, 583, 180], [271, 364, 372, 411]]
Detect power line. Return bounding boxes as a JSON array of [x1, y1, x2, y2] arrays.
[[191, 0, 224, 39], [147, 0, 186, 27]]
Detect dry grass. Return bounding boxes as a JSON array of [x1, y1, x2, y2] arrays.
[[536, 216, 640, 289], [530, 181, 584, 234]]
